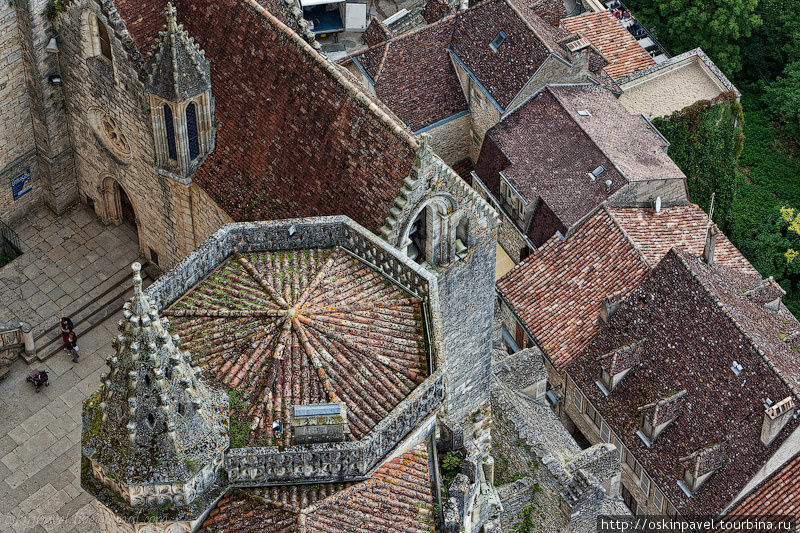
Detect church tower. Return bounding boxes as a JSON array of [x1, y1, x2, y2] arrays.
[[81, 263, 228, 529], [145, 3, 215, 184]]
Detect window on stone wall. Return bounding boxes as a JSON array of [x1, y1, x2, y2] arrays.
[[573, 386, 584, 413], [97, 19, 112, 62], [653, 487, 664, 511], [86, 12, 113, 64], [186, 102, 200, 160], [164, 104, 177, 161], [640, 472, 651, 497], [407, 206, 428, 264], [455, 216, 469, 259]]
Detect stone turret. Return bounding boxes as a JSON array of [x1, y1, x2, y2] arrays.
[[145, 2, 215, 183], [81, 262, 227, 528]]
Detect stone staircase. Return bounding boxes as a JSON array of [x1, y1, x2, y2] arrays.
[[25, 259, 154, 363]]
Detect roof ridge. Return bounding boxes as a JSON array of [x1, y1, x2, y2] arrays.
[[375, 40, 391, 82], [668, 248, 800, 400], [603, 205, 654, 268], [239, 0, 419, 151]]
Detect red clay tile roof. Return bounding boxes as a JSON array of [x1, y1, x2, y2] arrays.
[[497, 208, 650, 369], [548, 85, 685, 182], [200, 444, 434, 532], [157, 0, 418, 233], [352, 19, 468, 131], [475, 87, 628, 227], [165, 248, 427, 446], [607, 205, 755, 274], [561, 11, 655, 80], [450, 0, 563, 109], [112, 0, 169, 54], [567, 249, 800, 516], [726, 452, 800, 524]]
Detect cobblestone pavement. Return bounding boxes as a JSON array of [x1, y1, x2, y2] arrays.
[[0, 204, 139, 338], [0, 310, 122, 532]]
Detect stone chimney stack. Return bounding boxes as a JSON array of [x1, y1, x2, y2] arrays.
[[599, 292, 624, 325], [703, 224, 718, 266], [760, 396, 796, 446]]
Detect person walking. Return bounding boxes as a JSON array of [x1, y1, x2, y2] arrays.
[[67, 330, 79, 363], [60, 317, 73, 351]]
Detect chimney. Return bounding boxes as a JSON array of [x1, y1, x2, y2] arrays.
[[760, 396, 796, 446], [596, 338, 645, 394], [599, 292, 624, 325], [289, 403, 348, 444], [744, 277, 786, 313], [703, 224, 718, 266], [637, 389, 687, 446]]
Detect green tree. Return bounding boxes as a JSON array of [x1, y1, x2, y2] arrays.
[[764, 61, 800, 141], [739, 0, 800, 84], [652, 94, 744, 234], [627, 0, 762, 76]]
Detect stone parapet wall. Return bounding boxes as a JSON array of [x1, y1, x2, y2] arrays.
[[226, 370, 444, 486]]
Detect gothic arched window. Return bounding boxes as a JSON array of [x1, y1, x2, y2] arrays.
[[164, 104, 177, 161], [407, 206, 428, 264], [186, 102, 200, 160]]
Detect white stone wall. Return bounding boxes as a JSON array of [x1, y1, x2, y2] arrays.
[[618, 59, 727, 119], [425, 113, 471, 166]]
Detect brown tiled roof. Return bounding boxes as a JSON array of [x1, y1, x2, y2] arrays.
[[562, 11, 655, 80], [548, 85, 685, 182], [352, 19, 468, 131], [726, 452, 800, 524], [165, 248, 427, 446], [496, 208, 650, 369], [567, 249, 800, 516], [200, 444, 434, 532], [450, 0, 562, 109], [607, 205, 756, 274], [475, 87, 628, 227], [112, 0, 169, 54], [152, 0, 418, 233]]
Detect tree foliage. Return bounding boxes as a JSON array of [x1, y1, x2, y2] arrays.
[[626, 0, 761, 76], [652, 93, 744, 234], [764, 61, 800, 142], [739, 0, 800, 84]]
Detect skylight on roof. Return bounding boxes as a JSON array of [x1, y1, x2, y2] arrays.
[[588, 165, 606, 180], [577, 110, 591, 117], [490, 31, 507, 52]]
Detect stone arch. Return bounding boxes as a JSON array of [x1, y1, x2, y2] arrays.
[[100, 176, 141, 244], [400, 194, 459, 267], [81, 9, 113, 64]]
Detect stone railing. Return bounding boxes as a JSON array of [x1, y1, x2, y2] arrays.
[[226, 369, 444, 486], [0, 322, 33, 353]]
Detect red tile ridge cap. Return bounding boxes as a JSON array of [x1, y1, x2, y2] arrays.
[[375, 41, 391, 83], [240, 0, 419, 151], [503, 0, 564, 61]]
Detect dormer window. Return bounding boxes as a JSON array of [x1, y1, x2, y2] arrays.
[[678, 443, 726, 497], [490, 31, 507, 52], [636, 389, 687, 447], [596, 339, 644, 395]]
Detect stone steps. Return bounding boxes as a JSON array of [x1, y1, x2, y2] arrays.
[[26, 259, 152, 363]]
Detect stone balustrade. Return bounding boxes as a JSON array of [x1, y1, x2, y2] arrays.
[[226, 370, 444, 486]]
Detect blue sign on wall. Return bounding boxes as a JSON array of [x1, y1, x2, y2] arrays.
[[11, 168, 31, 201]]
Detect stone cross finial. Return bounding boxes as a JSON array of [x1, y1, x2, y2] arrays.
[[165, 2, 178, 33], [130, 262, 151, 317]]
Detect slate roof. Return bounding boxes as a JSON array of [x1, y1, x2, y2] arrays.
[[200, 444, 434, 532], [725, 452, 800, 524], [562, 11, 655, 80], [352, 19, 468, 131], [567, 248, 800, 516], [607, 205, 755, 274], [164, 248, 428, 446], [475, 87, 629, 228], [449, 0, 568, 110], [497, 204, 764, 371], [496, 208, 649, 370]]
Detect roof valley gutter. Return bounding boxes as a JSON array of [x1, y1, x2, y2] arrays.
[[240, 0, 419, 151], [448, 50, 505, 113], [414, 109, 470, 134], [504, 55, 552, 117]]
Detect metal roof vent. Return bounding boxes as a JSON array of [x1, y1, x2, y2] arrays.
[[588, 165, 606, 181], [490, 31, 507, 52], [731, 360, 743, 376]]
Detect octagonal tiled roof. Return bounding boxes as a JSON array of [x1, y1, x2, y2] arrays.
[[164, 247, 428, 446]]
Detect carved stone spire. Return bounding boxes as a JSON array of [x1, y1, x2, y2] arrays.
[[81, 263, 228, 505]]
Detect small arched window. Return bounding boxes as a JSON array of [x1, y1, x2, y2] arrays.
[[164, 104, 177, 160], [186, 102, 200, 161], [455, 217, 469, 259], [147, 412, 155, 428], [97, 19, 112, 62], [407, 207, 428, 264]]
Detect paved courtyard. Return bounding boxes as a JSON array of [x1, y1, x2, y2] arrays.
[[0, 310, 121, 532], [0, 204, 140, 339]]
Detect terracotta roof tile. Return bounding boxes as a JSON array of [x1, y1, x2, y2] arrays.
[[165, 248, 427, 446], [112, 0, 169, 54], [562, 11, 654, 80], [726, 452, 800, 525], [161, 0, 418, 233], [200, 445, 433, 532], [496, 208, 650, 369], [567, 249, 800, 516]]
